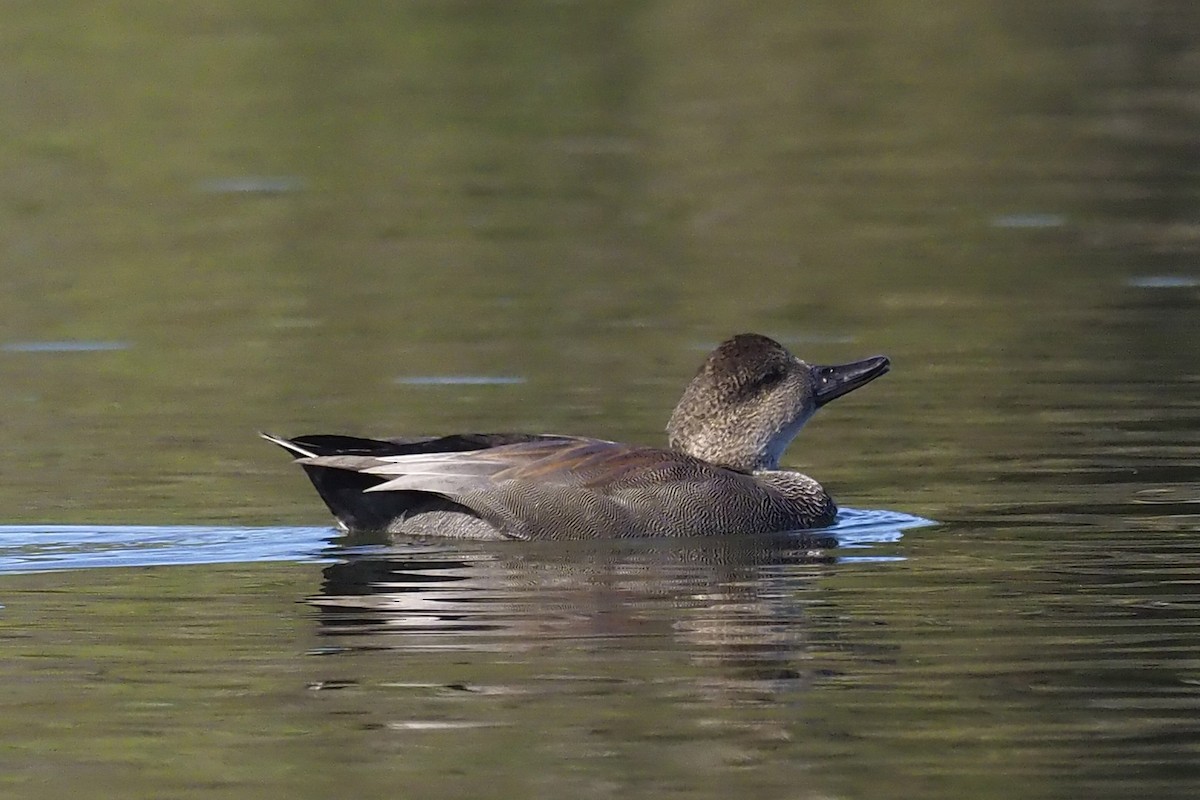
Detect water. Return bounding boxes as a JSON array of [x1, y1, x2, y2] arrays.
[[3, 1, 1200, 798], [0, 525, 333, 573]]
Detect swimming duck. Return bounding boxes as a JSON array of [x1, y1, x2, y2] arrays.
[[262, 333, 889, 539]]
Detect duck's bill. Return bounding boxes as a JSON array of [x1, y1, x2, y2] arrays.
[[811, 356, 890, 406]]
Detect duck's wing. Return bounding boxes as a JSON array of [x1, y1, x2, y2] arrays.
[[262, 432, 591, 533], [269, 433, 681, 535], [357, 436, 651, 495], [351, 437, 695, 538]]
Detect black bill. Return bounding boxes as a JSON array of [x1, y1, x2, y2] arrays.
[[810, 356, 890, 406]]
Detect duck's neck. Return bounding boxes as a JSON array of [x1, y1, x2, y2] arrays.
[[668, 433, 779, 473]]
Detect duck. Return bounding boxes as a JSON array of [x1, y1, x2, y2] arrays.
[[262, 333, 889, 540]]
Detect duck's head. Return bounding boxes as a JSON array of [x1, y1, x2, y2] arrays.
[[666, 333, 889, 472]]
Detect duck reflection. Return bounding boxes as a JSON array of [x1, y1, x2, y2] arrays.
[[311, 532, 845, 687]]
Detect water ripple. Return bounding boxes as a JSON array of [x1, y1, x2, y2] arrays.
[[2, 340, 132, 353], [0, 524, 333, 574], [394, 375, 526, 386]]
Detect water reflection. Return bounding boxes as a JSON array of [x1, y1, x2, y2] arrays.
[[312, 542, 824, 710], [310, 515, 922, 693]]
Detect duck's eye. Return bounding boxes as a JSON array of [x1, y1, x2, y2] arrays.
[[756, 368, 786, 389]]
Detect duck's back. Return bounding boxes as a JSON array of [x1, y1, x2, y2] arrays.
[[270, 433, 835, 539]]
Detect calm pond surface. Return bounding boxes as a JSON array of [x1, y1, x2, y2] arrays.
[[2, 2, 1200, 798]]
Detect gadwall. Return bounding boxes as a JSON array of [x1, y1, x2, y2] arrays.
[[263, 333, 889, 539]]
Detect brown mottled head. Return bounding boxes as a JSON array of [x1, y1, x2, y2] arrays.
[[666, 334, 889, 472]]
